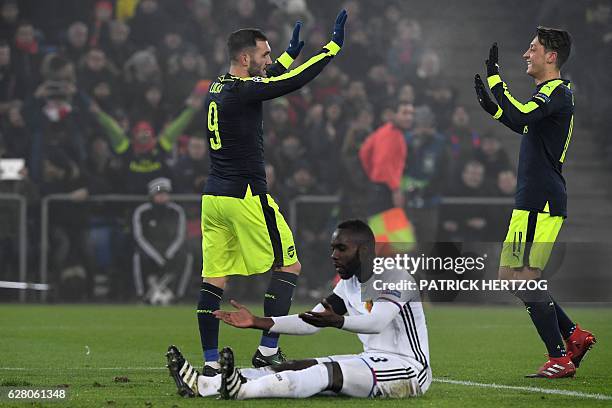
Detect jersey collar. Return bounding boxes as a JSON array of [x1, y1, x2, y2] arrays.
[[536, 77, 571, 90]]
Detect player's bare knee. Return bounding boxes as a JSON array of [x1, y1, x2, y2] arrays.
[[279, 260, 301, 275], [322, 362, 343, 393], [498, 266, 541, 281], [498, 266, 514, 281], [204, 276, 228, 290], [514, 266, 542, 281]]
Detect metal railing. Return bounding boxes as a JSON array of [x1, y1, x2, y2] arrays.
[[39, 193, 201, 302], [440, 197, 513, 205], [289, 195, 339, 233], [34, 193, 515, 302], [0, 193, 28, 302], [287, 195, 514, 232]]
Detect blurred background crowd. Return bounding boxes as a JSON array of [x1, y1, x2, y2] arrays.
[[0, 0, 610, 302]]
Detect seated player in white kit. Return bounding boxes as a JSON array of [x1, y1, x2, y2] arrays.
[[166, 220, 431, 399]]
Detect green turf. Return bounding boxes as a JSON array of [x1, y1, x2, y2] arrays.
[[0, 304, 610, 407]]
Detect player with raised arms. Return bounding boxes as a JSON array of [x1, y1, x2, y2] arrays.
[[474, 27, 596, 378], [166, 220, 431, 399], [195, 9, 348, 377]]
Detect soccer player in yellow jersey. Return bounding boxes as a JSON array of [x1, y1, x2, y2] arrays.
[[474, 27, 596, 378], [195, 10, 348, 375]]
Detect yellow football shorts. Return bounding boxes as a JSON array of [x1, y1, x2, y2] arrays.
[[201, 187, 298, 278], [500, 208, 564, 270]]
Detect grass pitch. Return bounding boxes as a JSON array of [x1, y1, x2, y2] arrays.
[[1, 304, 610, 407]]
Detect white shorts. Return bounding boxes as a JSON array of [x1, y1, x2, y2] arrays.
[[316, 352, 429, 398]]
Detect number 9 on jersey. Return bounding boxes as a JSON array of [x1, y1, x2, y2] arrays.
[[208, 101, 222, 150]]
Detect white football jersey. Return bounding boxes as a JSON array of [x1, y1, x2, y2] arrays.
[[332, 271, 430, 374]]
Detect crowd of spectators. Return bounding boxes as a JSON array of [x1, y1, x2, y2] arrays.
[[538, 0, 612, 168], [12, 0, 600, 302]]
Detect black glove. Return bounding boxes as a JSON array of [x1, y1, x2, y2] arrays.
[[331, 9, 348, 47], [285, 22, 305, 59], [486, 42, 499, 77], [474, 74, 499, 116]]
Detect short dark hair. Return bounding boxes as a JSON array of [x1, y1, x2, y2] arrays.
[[536, 26, 572, 69], [48, 55, 71, 72], [41, 53, 73, 81], [337, 219, 375, 246], [227, 28, 267, 62]]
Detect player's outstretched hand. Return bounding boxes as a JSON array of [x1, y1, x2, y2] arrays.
[[331, 9, 348, 47], [298, 299, 344, 328], [213, 300, 255, 328], [286, 21, 305, 59], [474, 74, 499, 116], [486, 42, 499, 77]]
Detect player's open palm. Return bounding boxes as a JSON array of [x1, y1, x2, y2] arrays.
[[213, 300, 255, 328], [299, 300, 344, 328]]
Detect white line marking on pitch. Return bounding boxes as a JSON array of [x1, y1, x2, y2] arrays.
[[434, 378, 612, 401]]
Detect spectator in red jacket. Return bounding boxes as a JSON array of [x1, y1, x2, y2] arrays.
[[359, 101, 413, 213]]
